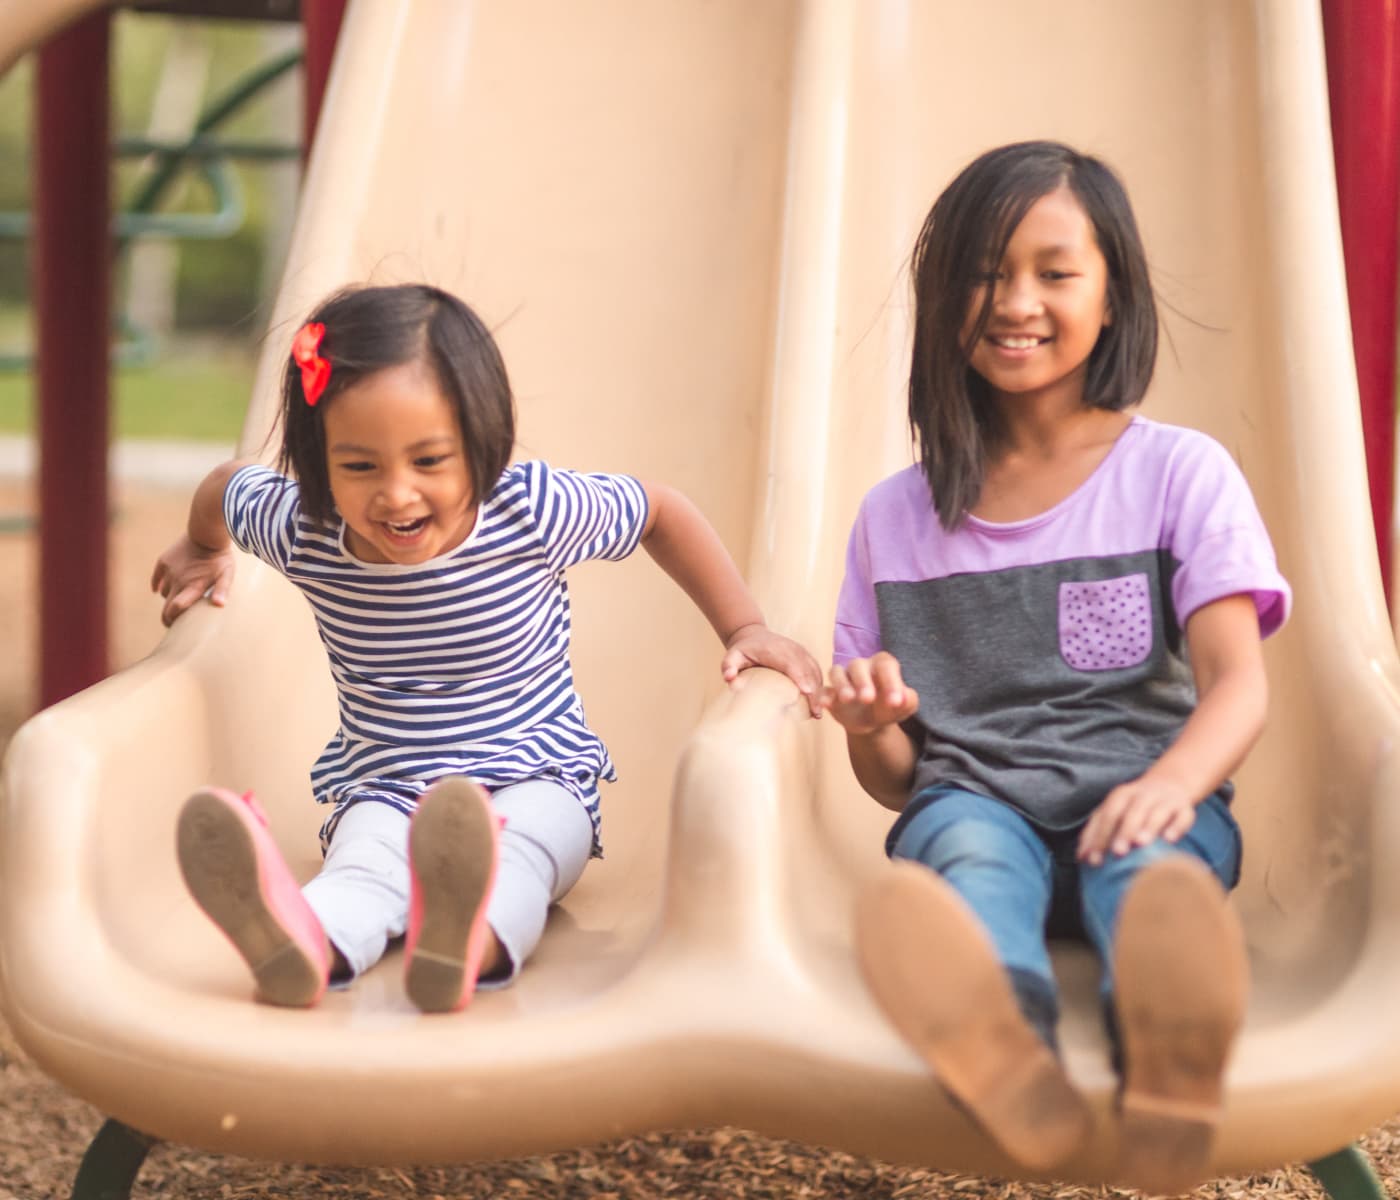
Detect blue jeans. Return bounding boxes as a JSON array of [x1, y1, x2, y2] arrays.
[[889, 785, 1242, 1043]]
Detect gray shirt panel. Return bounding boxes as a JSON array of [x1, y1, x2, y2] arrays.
[[876, 548, 1203, 830]]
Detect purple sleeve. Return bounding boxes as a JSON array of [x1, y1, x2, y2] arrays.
[[833, 498, 883, 665], [1166, 438, 1291, 636]]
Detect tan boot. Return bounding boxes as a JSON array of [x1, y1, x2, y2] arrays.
[[856, 861, 1091, 1171], [1113, 856, 1248, 1195]]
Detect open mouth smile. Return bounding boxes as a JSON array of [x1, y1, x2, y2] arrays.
[[987, 333, 1050, 349], [383, 516, 429, 538]]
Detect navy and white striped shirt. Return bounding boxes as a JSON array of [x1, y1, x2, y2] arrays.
[[224, 460, 649, 853]]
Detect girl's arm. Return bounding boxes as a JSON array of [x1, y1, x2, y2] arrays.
[[638, 481, 824, 715], [150, 459, 252, 627], [823, 652, 921, 810], [1077, 593, 1268, 863]]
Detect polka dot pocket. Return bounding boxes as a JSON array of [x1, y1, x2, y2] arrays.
[[1058, 573, 1153, 672]]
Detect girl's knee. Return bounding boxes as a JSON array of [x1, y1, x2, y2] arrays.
[[1176, 796, 1243, 889], [479, 878, 550, 989], [896, 808, 1043, 878], [1090, 837, 1176, 880], [908, 824, 1009, 874], [1088, 830, 1235, 895], [491, 782, 593, 902]]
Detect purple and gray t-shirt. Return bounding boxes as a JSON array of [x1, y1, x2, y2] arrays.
[[833, 416, 1291, 833]]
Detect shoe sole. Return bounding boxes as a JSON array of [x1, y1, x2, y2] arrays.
[[856, 861, 1091, 1171], [1114, 856, 1248, 1195], [404, 778, 497, 1013], [177, 789, 325, 1007]]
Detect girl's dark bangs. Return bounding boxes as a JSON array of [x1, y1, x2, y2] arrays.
[[951, 183, 1041, 354]]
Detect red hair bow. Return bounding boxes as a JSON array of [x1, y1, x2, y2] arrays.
[[291, 321, 331, 406]]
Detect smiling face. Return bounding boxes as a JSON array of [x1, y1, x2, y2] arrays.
[[962, 185, 1112, 413], [322, 359, 477, 564]]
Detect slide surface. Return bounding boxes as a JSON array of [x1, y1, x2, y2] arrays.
[[4, 0, 1400, 1183]]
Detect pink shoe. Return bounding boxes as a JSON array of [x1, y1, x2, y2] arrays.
[[404, 777, 500, 1013], [176, 787, 330, 1007]]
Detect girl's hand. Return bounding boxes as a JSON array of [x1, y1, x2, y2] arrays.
[[1076, 775, 1197, 865], [822, 651, 920, 734], [721, 623, 824, 718], [151, 535, 236, 627]]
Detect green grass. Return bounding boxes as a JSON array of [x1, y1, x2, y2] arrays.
[[0, 347, 252, 442]]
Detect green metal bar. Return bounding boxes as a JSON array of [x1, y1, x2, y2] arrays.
[[117, 135, 300, 161], [120, 157, 245, 238], [112, 312, 157, 367], [0, 157, 240, 239], [69, 1119, 157, 1200], [0, 52, 303, 240], [0, 48, 302, 239], [0, 48, 305, 368], [119, 46, 301, 237], [1306, 1144, 1388, 1200]]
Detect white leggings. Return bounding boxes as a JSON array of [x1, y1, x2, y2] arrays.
[[300, 778, 594, 987]]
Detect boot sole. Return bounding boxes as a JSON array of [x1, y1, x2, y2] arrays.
[[177, 789, 325, 1007], [1114, 855, 1248, 1194], [404, 778, 497, 1013], [857, 861, 1091, 1170]]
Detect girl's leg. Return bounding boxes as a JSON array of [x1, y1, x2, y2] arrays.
[[1077, 794, 1246, 1194], [475, 777, 594, 989], [1076, 791, 1242, 994], [891, 789, 1060, 1039], [863, 789, 1089, 1170], [389, 775, 590, 1012], [301, 798, 413, 981]]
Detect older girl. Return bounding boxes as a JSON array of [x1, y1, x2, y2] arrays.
[[825, 142, 1289, 1191]]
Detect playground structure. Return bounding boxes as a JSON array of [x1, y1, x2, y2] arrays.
[[2, 2, 1400, 1199]]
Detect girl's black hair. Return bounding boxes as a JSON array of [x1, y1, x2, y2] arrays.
[[908, 140, 1158, 528], [279, 283, 515, 525]]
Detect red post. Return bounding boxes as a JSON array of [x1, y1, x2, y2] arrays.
[[33, 11, 111, 707], [301, 0, 348, 164], [1322, 1, 1400, 600]]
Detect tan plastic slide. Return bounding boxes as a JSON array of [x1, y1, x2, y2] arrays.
[[4, 0, 1400, 1186]]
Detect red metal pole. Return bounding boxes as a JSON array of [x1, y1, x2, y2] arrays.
[[33, 11, 111, 707], [301, 0, 348, 164], [1322, 0, 1400, 601]]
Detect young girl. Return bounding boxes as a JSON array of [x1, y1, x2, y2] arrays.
[[824, 142, 1289, 1191], [153, 282, 822, 1017]]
